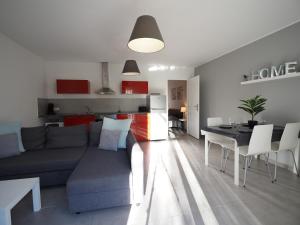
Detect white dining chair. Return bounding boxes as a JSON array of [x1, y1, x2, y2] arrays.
[[230, 124, 274, 187], [207, 117, 235, 172], [271, 122, 300, 182]]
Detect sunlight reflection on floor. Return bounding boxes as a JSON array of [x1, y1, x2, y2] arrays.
[[170, 139, 219, 225], [126, 141, 186, 225]]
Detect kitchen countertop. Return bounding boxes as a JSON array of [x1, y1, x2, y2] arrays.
[[41, 111, 149, 122]]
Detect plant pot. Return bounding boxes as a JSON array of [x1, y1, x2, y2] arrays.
[[248, 120, 258, 129]]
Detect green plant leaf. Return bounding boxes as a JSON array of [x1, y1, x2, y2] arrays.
[[238, 106, 253, 114], [238, 95, 267, 118]]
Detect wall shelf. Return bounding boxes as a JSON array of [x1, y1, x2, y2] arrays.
[[241, 72, 300, 85]]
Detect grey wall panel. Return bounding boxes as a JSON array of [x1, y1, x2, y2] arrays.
[[195, 22, 300, 129]]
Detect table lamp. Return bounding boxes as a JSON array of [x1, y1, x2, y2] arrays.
[[180, 107, 186, 119]]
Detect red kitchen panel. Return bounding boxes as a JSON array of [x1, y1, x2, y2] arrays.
[[121, 81, 148, 94], [116, 114, 130, 120], [116, 113, 149, 142], [64, 115, 96, 127], [57, 79, 90, 94]]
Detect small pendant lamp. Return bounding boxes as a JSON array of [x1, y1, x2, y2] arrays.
[[128, 15, 165, 53], [122, 60, 140, 75]]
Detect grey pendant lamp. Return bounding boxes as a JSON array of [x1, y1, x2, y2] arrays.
[[122, 60, 140, 75], [128, 15, 165, 53]]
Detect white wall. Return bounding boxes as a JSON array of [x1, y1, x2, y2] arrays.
[[0, 32, 45, 126], [45, 61, 193, 98]]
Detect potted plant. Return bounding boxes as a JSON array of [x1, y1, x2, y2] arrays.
[[238, 95, 267, 128]]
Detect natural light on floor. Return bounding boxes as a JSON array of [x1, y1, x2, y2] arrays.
[[126, 133, 220, 225], [170, 139, 219, 225], [168, 134, 267, 225]]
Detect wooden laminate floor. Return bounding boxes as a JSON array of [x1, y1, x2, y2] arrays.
[[155, 128, 300, 225]]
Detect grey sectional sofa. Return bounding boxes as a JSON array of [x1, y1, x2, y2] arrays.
[[67, 132, 144, 212], [0, 125, 87, 186], [0, 122, 144, 212]]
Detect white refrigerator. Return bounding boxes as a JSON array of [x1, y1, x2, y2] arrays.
[[147, 95, 168, 140]]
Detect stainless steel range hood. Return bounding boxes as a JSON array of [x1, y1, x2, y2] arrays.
[[96, 62, 115, 95]]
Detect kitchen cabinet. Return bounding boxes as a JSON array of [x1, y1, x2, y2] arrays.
[[116, 113, 149, 142], [121, 81, 148, 94], [64, 115, 96, 127], [57, 79, 90, 94]]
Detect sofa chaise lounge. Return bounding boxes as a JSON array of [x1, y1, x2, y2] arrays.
[[0, 122, 144, 212]]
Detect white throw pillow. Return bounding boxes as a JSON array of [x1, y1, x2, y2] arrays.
[[102, 117, 132, 149]]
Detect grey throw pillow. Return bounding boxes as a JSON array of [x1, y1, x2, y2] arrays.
[[21, 126, 46, 151], [46, 125, 87, 149], [0, 133, 20, 159], [98, 129, 121, 151], [89, 121, 103, 147]]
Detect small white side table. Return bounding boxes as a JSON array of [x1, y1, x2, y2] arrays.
[[0, 178, 41, 225]]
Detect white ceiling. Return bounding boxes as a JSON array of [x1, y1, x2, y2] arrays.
[[0, 0, 300, 66]]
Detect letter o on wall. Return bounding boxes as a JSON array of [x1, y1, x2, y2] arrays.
[[259, 68, 269, 79]]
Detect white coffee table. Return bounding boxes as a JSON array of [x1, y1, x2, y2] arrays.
[[0, 178, 41, 225]]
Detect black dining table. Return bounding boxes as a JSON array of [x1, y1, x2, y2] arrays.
[[203, 124, 285, 146], [201, 124, 300, 186]]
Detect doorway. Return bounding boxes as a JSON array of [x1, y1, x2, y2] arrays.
[[167, 80, 187, 136]]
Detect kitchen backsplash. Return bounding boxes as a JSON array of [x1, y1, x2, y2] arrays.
[[38, 98, 147, 117]]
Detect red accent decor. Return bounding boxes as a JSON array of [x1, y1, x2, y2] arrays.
[[57, 79, 90, 94], [116, 113, 149, 142], [121, 81, 148, 94], [64, 115, 96, 127]]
